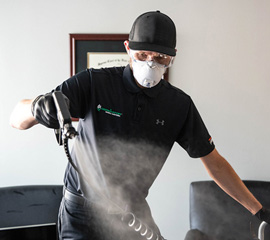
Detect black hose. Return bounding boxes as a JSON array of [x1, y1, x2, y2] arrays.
[[63, 138, 79, 173]]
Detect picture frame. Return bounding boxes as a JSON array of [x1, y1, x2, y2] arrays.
[[70, 34, 129, 76]]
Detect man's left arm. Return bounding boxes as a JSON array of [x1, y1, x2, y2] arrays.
[[200, 148, 262, 215]]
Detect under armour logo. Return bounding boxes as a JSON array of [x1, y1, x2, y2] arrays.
[[156, 119, 165, 125]]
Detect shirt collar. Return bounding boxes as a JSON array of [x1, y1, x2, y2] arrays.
[[123, 65, 163, 98]]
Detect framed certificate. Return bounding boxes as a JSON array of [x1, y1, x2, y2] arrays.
[[70, 34, 129, 76]]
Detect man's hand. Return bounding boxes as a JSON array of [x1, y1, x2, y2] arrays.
[[255, 207, 270, 224], [31, 93, 60, 129]]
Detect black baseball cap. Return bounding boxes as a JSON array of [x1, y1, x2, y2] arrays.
[[129, 11, 176, 56]]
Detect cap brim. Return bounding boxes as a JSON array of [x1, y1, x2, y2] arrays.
[[129, 41, 176, 56]]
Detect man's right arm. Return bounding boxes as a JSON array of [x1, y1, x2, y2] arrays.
[[10, 98, 38, 130]]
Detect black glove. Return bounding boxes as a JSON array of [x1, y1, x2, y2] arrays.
[[255, 207, 270, 224], [31, 92, 60, 129]]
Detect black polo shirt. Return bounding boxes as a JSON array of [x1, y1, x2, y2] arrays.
[[56, 65, 215, 201]]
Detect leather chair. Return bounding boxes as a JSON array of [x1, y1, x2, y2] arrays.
[[0, 185, 63, 240], [184, 181, 270, 240]]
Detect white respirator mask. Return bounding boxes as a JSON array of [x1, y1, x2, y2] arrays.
[[129, 50, 172, 88]]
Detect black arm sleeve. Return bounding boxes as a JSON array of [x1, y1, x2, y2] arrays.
[[176, 100, 215, 158], [55, 70, 91, 119]]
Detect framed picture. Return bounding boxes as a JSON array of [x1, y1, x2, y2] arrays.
[[70, 34, 129, 76]]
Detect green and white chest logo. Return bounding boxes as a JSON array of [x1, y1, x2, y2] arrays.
[[97, 104, 122, 118]]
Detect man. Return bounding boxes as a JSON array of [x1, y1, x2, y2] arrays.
[[10, 11, 270, 240]]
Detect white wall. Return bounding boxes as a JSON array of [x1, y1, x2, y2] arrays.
[[1, 0, 270, 239]]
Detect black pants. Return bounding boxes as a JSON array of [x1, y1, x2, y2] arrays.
[[57, 191, 163, 240]]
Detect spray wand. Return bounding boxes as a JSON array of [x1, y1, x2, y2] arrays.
[[52, 91, 78, 145], [52, 91, 164, 240]]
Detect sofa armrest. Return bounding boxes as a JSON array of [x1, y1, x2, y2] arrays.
[[184, 229, 214, 240]]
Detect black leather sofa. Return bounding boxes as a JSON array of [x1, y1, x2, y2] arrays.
[[0, 185, 63, 240], [184, 181, 270, 240]]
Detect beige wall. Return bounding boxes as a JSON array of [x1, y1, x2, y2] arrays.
[[1, 0, 270, 239]]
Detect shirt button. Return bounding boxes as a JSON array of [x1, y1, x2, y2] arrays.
[[137, 106, 142, 111]]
